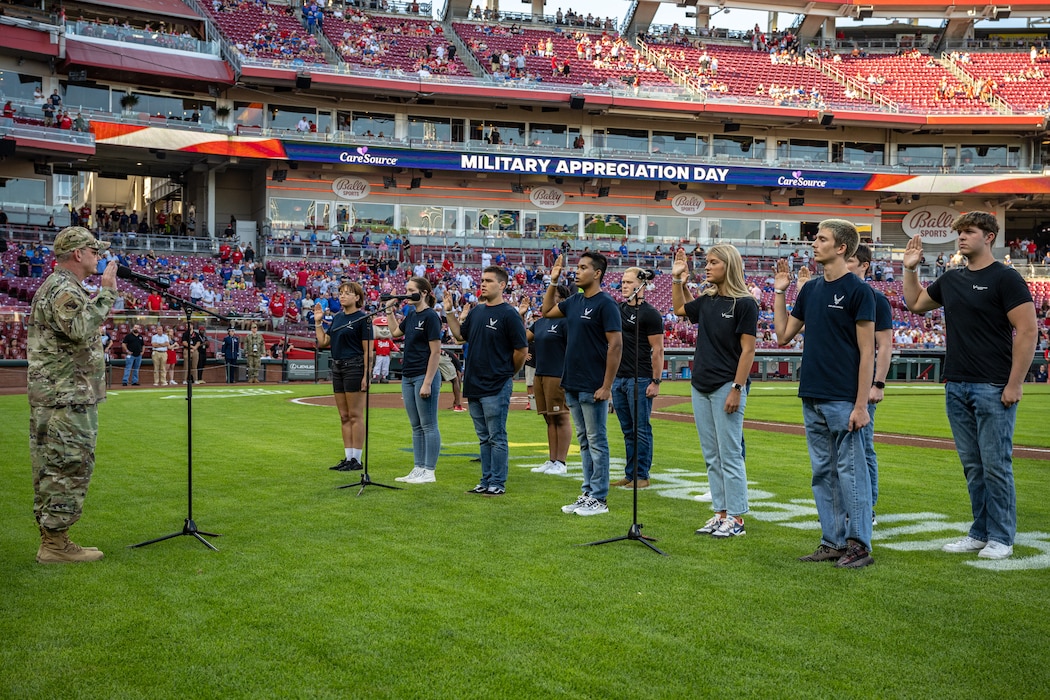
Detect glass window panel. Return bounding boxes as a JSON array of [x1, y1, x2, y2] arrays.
[[644, 216, 687, 242], [336, 111, 395, 136], [269, 197, 312, 229], [715, 218, 761, 240], [268, 103, 316, 131], [961, 145, 1016, 168], [234, 101, 265, 128], [842, 142, 884, 166], [712, 134, 761, 159], [444, 208, 460, 236], [400, 205, 444, 235], [605, 128, 648, 152], [784, 139, 828, 162], [896, 144, 944, 169], [651, 131, 697, 156], [469, 120, 526, 146], [0, 71, 43, 101], [583, 213, 628, 239], [536, 212, 579, 238], [764, 220, 801, 240], [408, 115, 452, 143], [350, 202, 395, 233], [522, 212, 538, 238], [527, 123, 576, 149], [59, 83, 111, 112]]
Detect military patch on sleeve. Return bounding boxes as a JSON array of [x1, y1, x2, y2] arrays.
[[55, 292, 85, 317]]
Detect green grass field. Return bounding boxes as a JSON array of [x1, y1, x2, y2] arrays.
[[1, 381, 1048, 699]]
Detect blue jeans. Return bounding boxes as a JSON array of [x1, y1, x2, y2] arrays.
[[468, 377, 513, 489], [122, 355, 142, 384], [565, 390, 610, 502], [802, 399, 873, 551], [611, 376, 653, 480], [945, 382, 1017, 546], [402, 374, 441, 470], [692, 383, 749, 517], [862, 402, 879, 505]]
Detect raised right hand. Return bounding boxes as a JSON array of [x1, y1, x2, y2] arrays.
[[671, 249, 688, 280], [550, 254, 564, 282], [100, 260, 118, 289], [773, 259, 792, 292], [903, 235, 923, 270]]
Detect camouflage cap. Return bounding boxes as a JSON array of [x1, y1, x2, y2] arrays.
[[53, 226, 110, 256]]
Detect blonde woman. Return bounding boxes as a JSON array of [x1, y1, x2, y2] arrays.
[[672, 244, 758, 538]]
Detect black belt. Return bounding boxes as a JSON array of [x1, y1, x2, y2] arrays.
[[333, 357, 364, 369]]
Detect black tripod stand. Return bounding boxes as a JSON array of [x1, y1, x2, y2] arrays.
[[585, 277, 666, 556], [130, 289, 225, 551], [324, 305, 400, 495]]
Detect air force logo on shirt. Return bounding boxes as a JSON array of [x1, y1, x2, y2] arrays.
[[582, 307, 594, 320], [972, 284, 988, 291], [829, 293, 845, 310], [722, 311, 734, 319], [627, 313, 637, 324], [486, 317, 499, 330], [415, 320, 425, 330], [546, 323, 560, 334]]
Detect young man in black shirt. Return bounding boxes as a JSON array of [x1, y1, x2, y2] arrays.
[[444, 267, 528, 496], [610, 267, 664, 490], [904, 211, 1037, 560]]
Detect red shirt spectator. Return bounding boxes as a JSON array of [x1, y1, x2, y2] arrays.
[[219, 244, 232, 262], [442, 258, 454, 273], [146, 292, 164, 312], [296, 268, 310, 289], [269, 292, 286, 319], [232, 249, 244, 265], [202, 261, 216, 274]]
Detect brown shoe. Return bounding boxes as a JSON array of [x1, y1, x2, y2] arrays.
[[621, 479, 651, 489], [36, 528, 104, 564], [611, 478, 631, 487], [798, 544, 845, 562]]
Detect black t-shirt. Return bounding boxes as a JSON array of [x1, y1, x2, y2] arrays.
[[684, 294, 759, 393], [123, 332, 144, 356], [459, 301, 527, 398], [399, 307, 441, 377], [557, 291, 622, 393], [873, 289, 892, 333], [927, 262, 1033, 384], [616, 301, 663, 379], [330, 310, 373, 360], [530, 317, 567, 377], [791, 273, 875, 402]]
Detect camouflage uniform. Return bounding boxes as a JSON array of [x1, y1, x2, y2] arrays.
[[28, 267, 116, 531], [245, 331, 265, 382]]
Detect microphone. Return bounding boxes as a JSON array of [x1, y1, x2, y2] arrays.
[[380, 292, 421, 302], [116, 265, 172, 289]]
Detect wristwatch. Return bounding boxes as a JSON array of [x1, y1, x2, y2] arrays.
[[651, 378, 662, 385], [731, 383, 744, 392], [873, 381, 886, 389]]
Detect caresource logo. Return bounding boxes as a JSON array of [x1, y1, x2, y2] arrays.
[[902, 206, 961, 242], [776, 170, 828, 189], [331, 176, 371, 200], [671, 193, 706, 216], [338, 146, 399, 166], [530, 186, 565, 210]]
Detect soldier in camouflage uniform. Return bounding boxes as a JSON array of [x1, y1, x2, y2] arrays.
[[28, 227, 117, 563], [245, 322, 265, 383]]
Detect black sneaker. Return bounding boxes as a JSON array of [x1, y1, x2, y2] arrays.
[[329, 459, 349, 471], [337, 458, 363, 472], [466, 484, 487, 494], [835, 541, 874, 569], [799, 544, 846, 562], [482, 486, 505, 497]]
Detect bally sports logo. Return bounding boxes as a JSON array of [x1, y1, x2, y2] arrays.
[[331, 176, 371, 200], [902, 205, 962, 242], [671, 193, 706, 215], [530, 186, 565, 210]]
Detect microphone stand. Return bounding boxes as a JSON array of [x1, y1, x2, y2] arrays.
[[129, 282, 228, 551], [331, 304, 402, 495], [585, 281, 666, 556]]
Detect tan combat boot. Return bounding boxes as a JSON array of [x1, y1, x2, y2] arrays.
[[36, 528, 104, 564]]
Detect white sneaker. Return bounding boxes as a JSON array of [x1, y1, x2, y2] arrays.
[[405, 468, 436, 484], [532, 460, 555, 473], [545, 461, 567, 475], [942, 536, 988, 553], [169, 380, 177, 385], [695, 515, 724, 535], [977, 541, 1013, 560], [561, 495, 589, 514], [694, 492, 713, 502], [395, 467, 425, 483], [575, 497, 609, 517]]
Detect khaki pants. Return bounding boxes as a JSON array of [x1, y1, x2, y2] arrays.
[[153, 351, 167, 385]]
